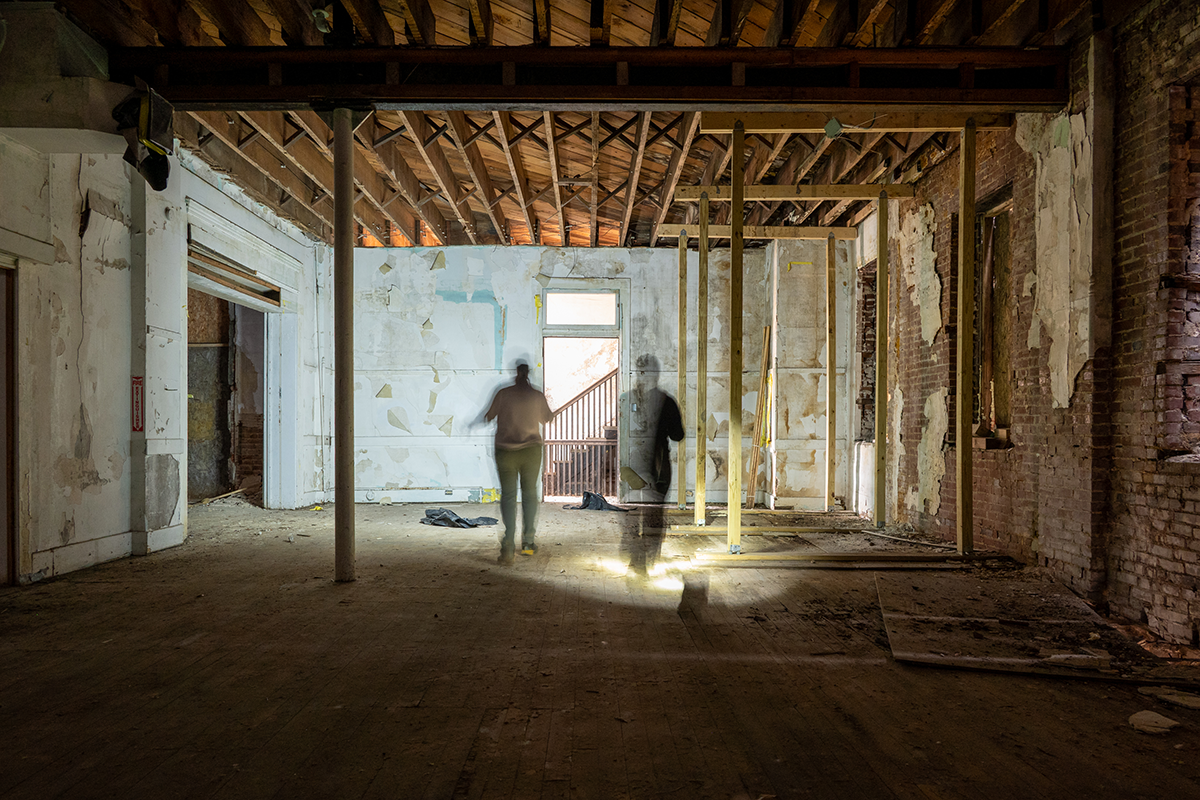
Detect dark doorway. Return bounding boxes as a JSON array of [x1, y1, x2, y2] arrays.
[[187, 289, 233, 502]]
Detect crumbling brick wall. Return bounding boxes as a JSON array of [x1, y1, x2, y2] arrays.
[[1108, 1, 1200, 643]]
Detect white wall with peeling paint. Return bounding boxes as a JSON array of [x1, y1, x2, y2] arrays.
[[0, 128, 332, 582], [769, 239, 855, 509], [352, 245, 767, 505]]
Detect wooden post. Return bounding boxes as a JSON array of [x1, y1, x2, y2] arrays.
[[333, 107, 356, 582], [677, 232, 687, 509], [873, 191, 888, 528], [825, 233, 837, 512], [957, 120, 977, 555], [695, 194, 709, 525], [728, 121, 744, 555]]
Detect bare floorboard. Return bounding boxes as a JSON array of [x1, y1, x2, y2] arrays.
[[1, 501, 1198, 800]]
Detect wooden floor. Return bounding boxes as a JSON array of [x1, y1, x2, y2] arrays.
[[2, 501, 1198, 799]]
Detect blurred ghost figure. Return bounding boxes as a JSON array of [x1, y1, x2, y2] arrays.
[[624, 354, 684, 576], [484, 361, 553, 565]]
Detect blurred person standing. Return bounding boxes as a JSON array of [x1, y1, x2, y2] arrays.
[[484, 361, 553, 565], [625, 355, 684, 575]]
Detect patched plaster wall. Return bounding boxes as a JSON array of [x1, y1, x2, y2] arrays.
[[770, 239, 854, 508], [900, 204, 942, 346], [353, 245, 767, 504]]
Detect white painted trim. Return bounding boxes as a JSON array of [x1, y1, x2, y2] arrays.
[[264, 312, 300, 509], [0, 227, 53, 264]]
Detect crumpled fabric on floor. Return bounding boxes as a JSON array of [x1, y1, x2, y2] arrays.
[[419, 508, 499, 528], [563, 491, 627, 512]]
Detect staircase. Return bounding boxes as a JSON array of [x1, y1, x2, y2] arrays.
[[543, 369, 619, 498]]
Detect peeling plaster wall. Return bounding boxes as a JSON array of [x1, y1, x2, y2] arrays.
[[353, 245, 766, 504], [905, 388, 949, 516], [1017, 112, 1098, 409], [6, 141, 135, 579], [770, 239, 855, 508], [900, 204, 943, 346]]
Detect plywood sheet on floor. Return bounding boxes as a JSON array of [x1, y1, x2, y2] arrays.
[[877, 573, 1200, 685]]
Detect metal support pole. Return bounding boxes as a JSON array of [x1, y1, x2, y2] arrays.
[[677, 232, 687, 509], [728, 121, 744, 555], [825, 233, 837, 512], [334, 107, 356, 582], [873, 191, 888, 528], [957, 120, 977, 555], [695, 194, 709, 525]]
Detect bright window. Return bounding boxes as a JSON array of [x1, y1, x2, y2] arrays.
[[544, 291, 617, 327]]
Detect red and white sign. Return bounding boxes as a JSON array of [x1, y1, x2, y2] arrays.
[[132, 376, 144, 433]]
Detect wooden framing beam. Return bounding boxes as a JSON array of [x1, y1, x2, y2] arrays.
[[916, 0, 961, 44], [825, 232, 837, 511], [727, 120, 744, 555], [494, 111, 537, 243], [186, 0, 275, 45], [873, 190, 889, 527], [351, 115, 449, 244], [532, 0, 551, 44], [342, 0, 397, 44], [399, 111, 479, 243], [650, 0, 684, 46], [618, 113, 650, 247], [695, 191, 709, 526], [677, 233, 687, 509], [661, 225, 856, 240], [543, 112, 567, 244], [590, 0, 611, 46], [850, 0, 894, 47], [466, 0, 493, 45], [590, 112, 600, 246], [649, 112, 700, 245], [677, 184, 914, 201], [702, 111, 1014, 134], [444, 112, 505, 243], [379, 0, 435, 45], [256, 0, 323, 46], [793, 0, 839, 47]]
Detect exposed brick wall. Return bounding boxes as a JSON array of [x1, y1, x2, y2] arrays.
[[234, 412, 264, 497], [856, 262, 876, 440], [1108, 1, 1200, 643]]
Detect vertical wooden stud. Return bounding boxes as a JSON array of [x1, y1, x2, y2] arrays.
[[695, 194, 709, 525], [728, 120, 744, 555], [677, 232, 687, 509], [874, 191, 888, 527], [825, 232, 837, 512], [957, 119, 977, 555]]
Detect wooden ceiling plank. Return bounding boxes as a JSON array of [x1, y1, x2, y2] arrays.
[[186, 0, 275, 45], [544, 112, 568, 245], [649, 111, 700, 246], [494, 111, 537, 243], [467, 0, 494, 45], [125, 0, 216, 46], [379, 0, 436, 45], [619, 112, 652, 248], [347, 116, 450, 244], [701, 111, 1014, 134], [399, 111, 480, 244], [341, 0, 397, 44], [678, 184, 914, 202], [447, 111, 509, 244]]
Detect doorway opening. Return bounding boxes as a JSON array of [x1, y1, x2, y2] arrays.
[[542, 336, 620, 501], [186, 289, 266, 503]]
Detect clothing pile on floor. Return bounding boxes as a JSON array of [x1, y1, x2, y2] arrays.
[[419, 508, 499, 528], [563, 491, 627, 512]]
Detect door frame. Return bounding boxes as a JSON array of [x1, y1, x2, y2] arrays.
[[538, 277, 630, 499], [1, 256, 17, 585]]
